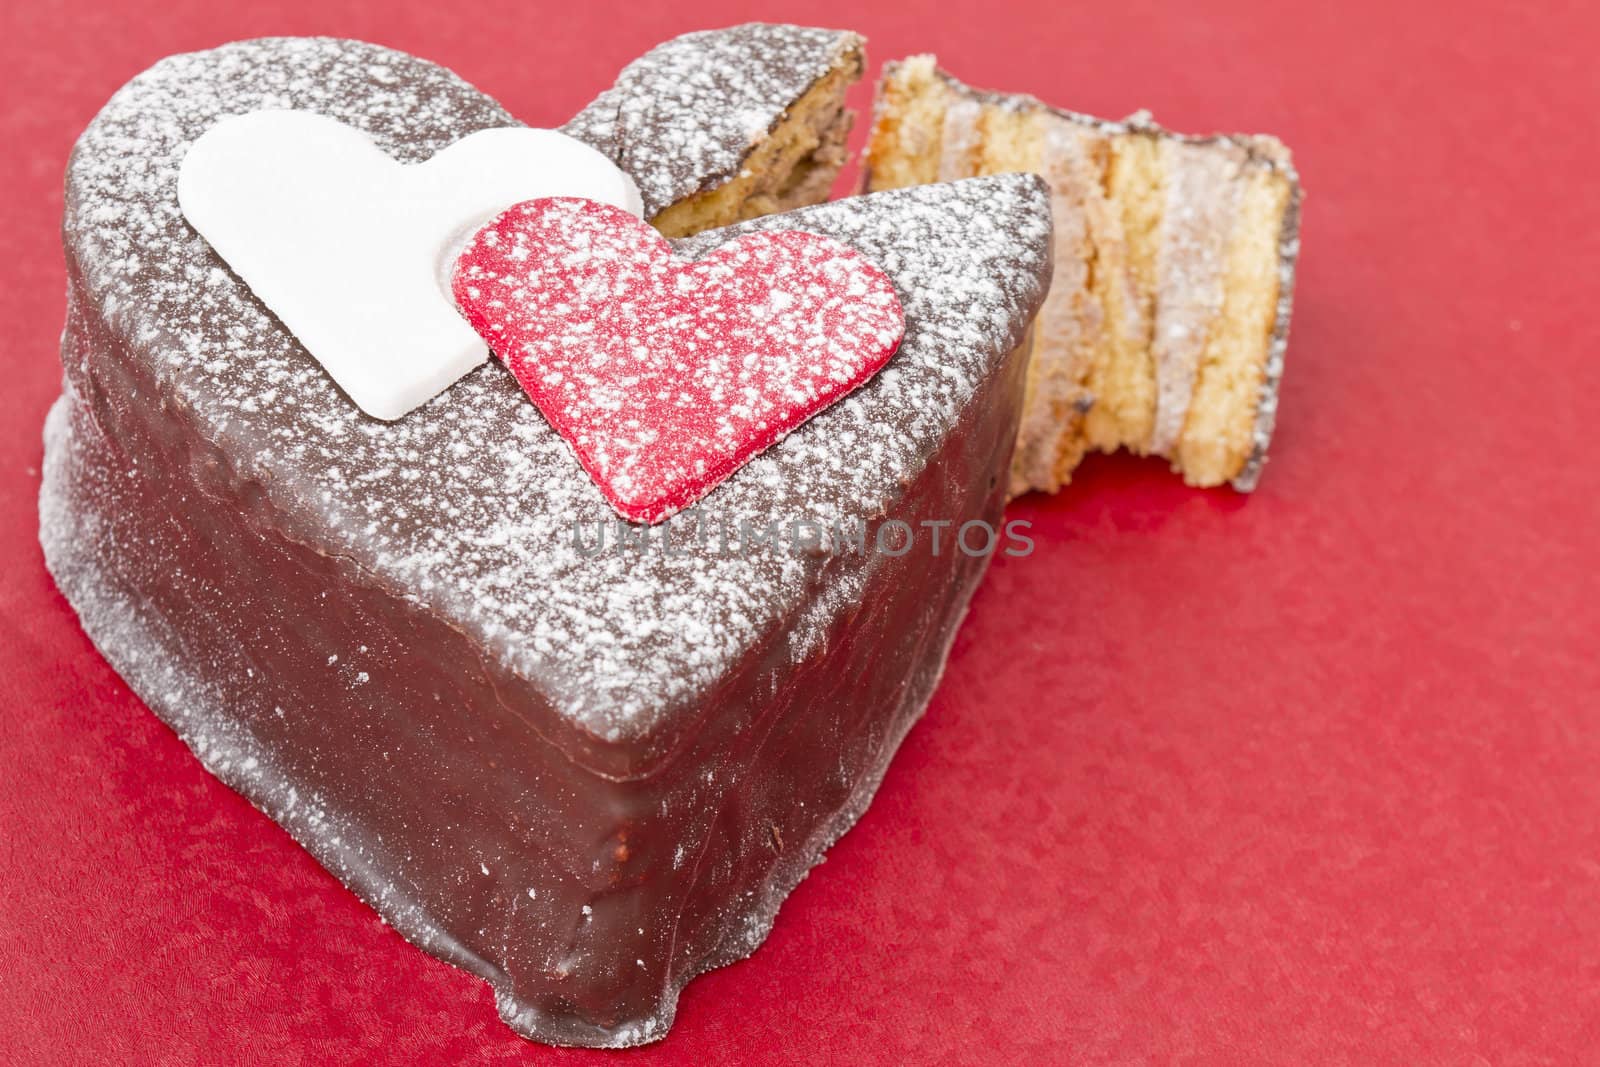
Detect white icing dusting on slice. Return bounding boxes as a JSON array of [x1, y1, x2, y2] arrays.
[[1148, 141, 1242, 455]]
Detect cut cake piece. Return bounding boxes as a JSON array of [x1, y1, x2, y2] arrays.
[[864, 55, 1303, 494], [564, 24, 864, 237], [42, 34, 1052, 1046]]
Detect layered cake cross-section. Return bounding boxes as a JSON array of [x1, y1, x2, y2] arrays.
[[866, 56, 1303, 494]]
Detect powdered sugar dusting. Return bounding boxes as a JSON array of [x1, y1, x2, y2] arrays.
[[62, 36, 1051, 748], [454, 197, 902, 523]]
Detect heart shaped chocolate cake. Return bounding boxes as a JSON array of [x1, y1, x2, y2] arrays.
[[41, 29, 1052, 1046]]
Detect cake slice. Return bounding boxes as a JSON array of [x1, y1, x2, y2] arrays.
[[563, 24, 864, 237], [43, 36, 1051, 1046], [865, 56, 1303, 493]]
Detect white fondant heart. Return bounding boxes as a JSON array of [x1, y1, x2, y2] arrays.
[[177, 111, 643, 420]]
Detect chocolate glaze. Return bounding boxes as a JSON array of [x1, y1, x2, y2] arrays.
[[41, 36, 1052, 1045]]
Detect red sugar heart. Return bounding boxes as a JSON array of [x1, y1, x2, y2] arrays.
[[452, 198, 904, 524]]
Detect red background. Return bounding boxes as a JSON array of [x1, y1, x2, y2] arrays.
[[3, 1, 1597, 1062]]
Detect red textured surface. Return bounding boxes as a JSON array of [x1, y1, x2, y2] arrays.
[[2, 1, 1596, 1062], [455, 198, 902, 523]]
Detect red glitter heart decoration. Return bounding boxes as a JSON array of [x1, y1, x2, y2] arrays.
[[452, 197, 904, 524]]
